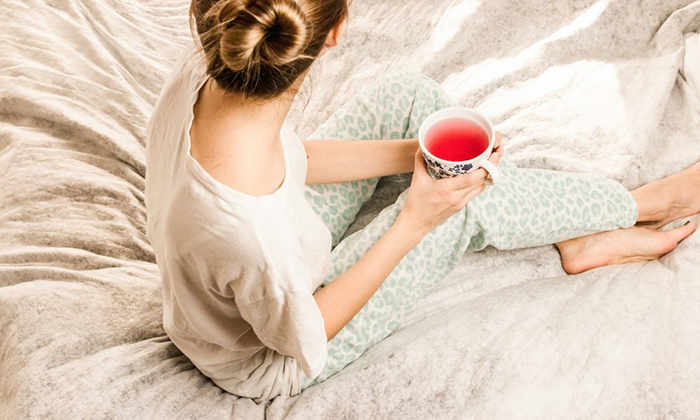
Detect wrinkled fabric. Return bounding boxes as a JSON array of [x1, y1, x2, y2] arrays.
[[1, 0, 699, 419]]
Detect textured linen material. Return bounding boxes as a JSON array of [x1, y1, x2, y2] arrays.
[[1, 0, 700, 419]]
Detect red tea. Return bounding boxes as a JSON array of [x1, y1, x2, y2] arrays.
[[425, 118, 489, 161]]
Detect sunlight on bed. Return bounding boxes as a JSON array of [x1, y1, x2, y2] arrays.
[[478, 60, 626, 133], [429, 0, 481, 52], [442, 0, 612, 100]]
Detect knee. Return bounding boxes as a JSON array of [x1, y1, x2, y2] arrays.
[[376, 70, 441, 94]]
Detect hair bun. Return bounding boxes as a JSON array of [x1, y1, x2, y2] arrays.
[[217, 0, 312, 72]]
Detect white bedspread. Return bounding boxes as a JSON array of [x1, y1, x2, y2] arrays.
[[1, 0, 699, 418]]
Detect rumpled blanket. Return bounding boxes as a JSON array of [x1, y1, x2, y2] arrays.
[[1, 0, 699, 418]]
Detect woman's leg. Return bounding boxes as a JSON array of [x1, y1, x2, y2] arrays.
[[629, 161, 700, 229], [555, 222, 696, 275], [301, 165, 639, 387], [303, 71, 455, 247], [554, 160, 700, 274], [299, 71, 651, 389]]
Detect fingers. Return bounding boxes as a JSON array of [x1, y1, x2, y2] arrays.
[[414, 147, 424, 167], [488, 144, 503, 165], [457, 182, 486, 207], [413, 148, 430, 177], [439, 167, 488, 190], [453, 182, 486, 209], [489, 131, 503, 165]]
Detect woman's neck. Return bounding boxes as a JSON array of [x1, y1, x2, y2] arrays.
[[189, 72, 309, 180], [200, 79, 295, 141]]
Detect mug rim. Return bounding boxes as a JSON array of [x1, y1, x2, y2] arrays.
[[418, 106, 496, 165]]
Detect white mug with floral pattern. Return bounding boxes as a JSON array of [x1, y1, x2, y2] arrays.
[[418, 107, 502, 183]]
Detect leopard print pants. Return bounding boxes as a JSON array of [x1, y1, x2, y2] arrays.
[[300, 71, 638, 388]]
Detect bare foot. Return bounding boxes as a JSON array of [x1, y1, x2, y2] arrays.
[[555, 222, 696, 274], [633, 160, 700, 228]]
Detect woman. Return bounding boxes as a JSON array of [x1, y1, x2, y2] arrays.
[[144, 0, 699, 402]]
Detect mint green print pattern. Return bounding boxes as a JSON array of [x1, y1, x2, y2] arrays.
[[299, 71, 639, 389]]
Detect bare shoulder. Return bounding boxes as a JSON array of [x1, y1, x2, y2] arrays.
[[189, 121, 283, 197], [188, 79, 285, 197]]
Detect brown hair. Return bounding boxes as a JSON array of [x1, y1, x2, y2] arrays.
[[190, 0, 348, 100]]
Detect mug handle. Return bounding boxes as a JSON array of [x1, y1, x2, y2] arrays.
[[479, 160, 502, 184]]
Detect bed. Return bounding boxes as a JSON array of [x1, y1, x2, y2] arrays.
[[1, 0, 699, 418]]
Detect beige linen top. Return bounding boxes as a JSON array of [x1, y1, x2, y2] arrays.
[[144, 40, 331, 402]]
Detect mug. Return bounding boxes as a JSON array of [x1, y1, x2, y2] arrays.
[[418, 107, 502, 183]]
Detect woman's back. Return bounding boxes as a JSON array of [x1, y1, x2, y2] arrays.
[[189, 78, 288, 197], [144, 41, 332, 402]]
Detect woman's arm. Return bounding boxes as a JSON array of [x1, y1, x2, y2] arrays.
[[313, 211, 428, 340], [312, 138, 501, 341], [303, 139, 418, 185]]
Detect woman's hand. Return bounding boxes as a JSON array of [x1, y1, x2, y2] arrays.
[[398, 131, 503, 236], [491, 131, 503, 165], [398, 152, 484, 236], [313, 132, 503, 340]]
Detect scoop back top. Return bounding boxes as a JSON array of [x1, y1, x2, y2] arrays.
[[144, 40, 332, 402]]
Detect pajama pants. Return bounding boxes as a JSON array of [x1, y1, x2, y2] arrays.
[[299, 71, 639, 388]]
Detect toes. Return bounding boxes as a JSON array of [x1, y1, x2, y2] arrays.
[[658, 221, 696, 254], [670, 221, 696, 242]]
